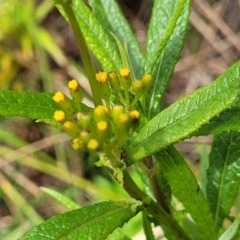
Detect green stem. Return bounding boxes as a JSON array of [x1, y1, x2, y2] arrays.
[[58, 1, 102, 106], [142, 210, 155, 240], [129, 93, 142, 110], [125, 90, 130, 109], [117, 91, 126, 105], [122, 171, 192, 240]]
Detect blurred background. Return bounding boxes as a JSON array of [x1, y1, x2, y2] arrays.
[[0, 0, 240, 239]]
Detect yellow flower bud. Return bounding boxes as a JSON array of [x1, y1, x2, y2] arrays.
[[77, 112, 91, 130], [111, 105, 125, 125], [142, 73, 152, 91], [68, 79, 82, 111], [53, 110, 66, 122], [72, 138, 83, 150], [96, 71, 111, 103], [63, 121, 79, 137], [97, 121, 108, 132], [107, 71, 121, 92], [96, 71, 107, 83], [80, 130, 92, 143], [132, 80, 143, 95], [119, 68, 132, 90], [130, 110, 140, 122], [96, 120, 111, 141], [52, 91, 75, 116], [53, 91, 66, 103], [87, 139, 100, 151], [94, 105, 109, 122]]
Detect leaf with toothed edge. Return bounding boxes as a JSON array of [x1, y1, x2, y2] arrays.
[[155, 146, 216, 240], [21, 200, 142, 240], [125, 60, 240, 163], [0, 91, 59, 119], [207, 131, 240, 232], [54, 0, 122, 73]]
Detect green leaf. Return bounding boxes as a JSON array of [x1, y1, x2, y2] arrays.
[[206, 132, 240, 231], [21, 200, 142, 240], [88, 0, 144, 78], [107, 228, 131, 240], [41, 187, 80, 210], [54, 0, 122, 72], [0, 91, 58, 120], [125, 61, 240, 163], [155, 146, 217, 240], [192, 107, 240, 136], [144, 0, 190, 118], [219, 214, 240, 240]]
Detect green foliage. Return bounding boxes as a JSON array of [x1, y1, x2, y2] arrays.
[[155, 146, 216, 240], [0, 91, 58, 119], [0, 0, 240, 239], [219, 214, 240, 240], [207, 132, 240, 232], [126, 60, 240, 162], [21, 200, 142, 240], [144, 0, 190, 118]]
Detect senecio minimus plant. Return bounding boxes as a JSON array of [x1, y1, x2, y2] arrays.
[[1, 0, 240, 239]]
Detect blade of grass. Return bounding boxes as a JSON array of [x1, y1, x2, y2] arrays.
[[0, 146, 119, 200], [0, 172, 43, 225]]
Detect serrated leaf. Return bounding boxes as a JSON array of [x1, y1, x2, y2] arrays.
[[144, 0, 190, 118], [54, 0, 122, 72], [21, 200, 142, 240], [206, 132, 240, 231], [125, 61, 240, 163], [41, 187, 80, 210], [192, 107, 240, 136], [88, 0, 144, 78], [219, 214, 240, 240], [0, 91, 59, 120], [155, 146, 216, 240]]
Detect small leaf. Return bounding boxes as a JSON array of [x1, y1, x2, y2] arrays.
[[21, 200, 142, 240], [126, 61, 240, 162], [155, 146, 217, 240], [41, 187, 80, 210], [0, 91, 59, 120], [219, 214, 240, 240], [144, 0, 190, 118], [89, 0, 144, 78], [54, 0, 122, 72], [207, 132, 240, 231]]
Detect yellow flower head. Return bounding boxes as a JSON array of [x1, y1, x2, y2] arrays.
[[96, 71, 107, 83], [107, 71, 117, 80], [72, 138, 83, 150], [68, 79, 79, 92], [130, 110, 140, 120], [97, 121, 108, 132], [118, 113, 129, 124], [132, 80, 143, 94], [120, 68, 130, 79], [94, 105, 109, 122], [63, 121, 74, 130], [53, 110, 66, 122], [53, 91, 66, 103], [87, 139, 99, 151], [142, 73, 152, 91]]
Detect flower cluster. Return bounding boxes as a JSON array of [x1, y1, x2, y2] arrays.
[[52, 68, 152, 159]]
